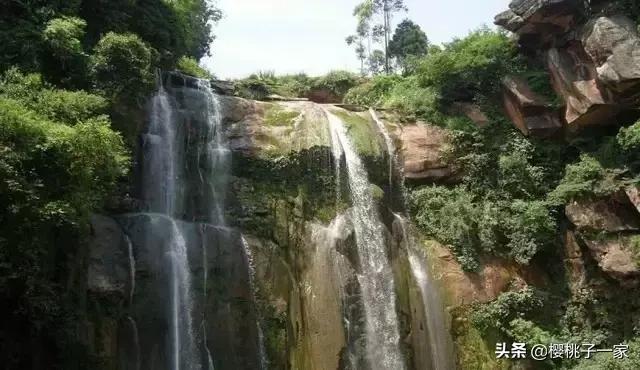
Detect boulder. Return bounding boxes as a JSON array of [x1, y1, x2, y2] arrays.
[[450, 102, 490, 127], [626, 186, 640, 214], [394, 123, 457, 184], [581, 235, 640, 286], [494, 0, 587, 46], [546, 44, 619, 129], [581, 16, 640, 101], [565, 192, 640, 232], [501, 75, 563, 137]]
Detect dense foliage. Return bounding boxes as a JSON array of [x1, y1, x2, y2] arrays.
[[0, 1, 220, 368], [0, 70, 129, 368], [234, 70, 360, 101]]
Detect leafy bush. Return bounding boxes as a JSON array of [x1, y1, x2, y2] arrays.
[[43, 17, 86, 60], [618, 121, 640, 151], [410, 184, 555, 270], [343, 75, 401, 106], [471, 288, 545, 333], [0, 69, 108, 124], [383, 77, 441, 119], [90, 32, 157, 100], [176, 56, 211, 79], [311, 70, 359, 98], [415, 27, 521, 103], [549, 154, 623, 204]]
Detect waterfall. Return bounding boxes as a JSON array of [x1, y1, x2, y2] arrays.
[[240, 235, 268, 370], [325, 108, 405, 370], [127, 316, 141, 370], [125, 235, 136, 306], [369, 109, 396, 190], [394, 214, 455, 370], [142, 87, 201, 370]]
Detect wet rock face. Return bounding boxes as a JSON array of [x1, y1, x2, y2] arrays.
[[88, 214, 129, 299], [501, 75, 563, 137], [115, 213, 262, 370]]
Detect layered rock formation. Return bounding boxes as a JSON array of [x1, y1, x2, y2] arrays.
[[496, 0, 640, 133]]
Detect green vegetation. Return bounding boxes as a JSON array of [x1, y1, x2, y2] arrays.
[[0, 69, 129, 369], [176, 56, 212, 79], [388, 19, 429, 74], [0, 1, 220, 367], [90, 32, 157, 100], [234, 70, 360, 102]]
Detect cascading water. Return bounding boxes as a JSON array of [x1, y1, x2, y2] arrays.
[[395, 214, 455, 370], [325, 108, 406, 370], [144, 86, 200, 370], [369, 109, 396, 190], [240, 236, 268, 370]]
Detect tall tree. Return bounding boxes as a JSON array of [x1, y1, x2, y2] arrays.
[[347, 0, 406, 75], [388, 19, 429, 74], [373, 0, 407, 73]]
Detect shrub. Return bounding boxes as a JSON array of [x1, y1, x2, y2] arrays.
[[90, 32, 157, 100], [312, 70, 359, 98], [383, 77, 441, 119], [0, 69, 108, 124], [176, 56, 212, 79], [471, 288, 544, 334], [343, 75, 401, 106], [410, 185, 555, 270], [549, 154, 623, 204], [43, 17, 86, 60], [415, 27, 522, 103], [618, 121, 640, 151]]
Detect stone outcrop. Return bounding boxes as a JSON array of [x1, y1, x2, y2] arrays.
[[565, 191, 640, 285], [426, 241, 547, 307], [390, 122, 457, 184], [546, 43, 619, 129], [501, 75, 563, 137], [88, 214, 129, 298], [565, 191, 640, 232], [494, 0, 587, 46], [496, 1, 640, 133], [581, 235, 640, 286], [450, 102, 490, 127], [581, 16, 640, 99]]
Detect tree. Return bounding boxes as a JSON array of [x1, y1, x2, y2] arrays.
[[90, 32, 156, 101], [347, 0, 407, 75], [388, 19, 429, 74]]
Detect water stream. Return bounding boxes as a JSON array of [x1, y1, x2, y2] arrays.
[[325, 108, 406, 370]]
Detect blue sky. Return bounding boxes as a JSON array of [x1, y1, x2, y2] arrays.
[[202, 0, 510, 79]]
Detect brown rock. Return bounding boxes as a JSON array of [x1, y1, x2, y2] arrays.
[[495, 0, 586, 46], [563, 230, 587, 292], [626, 186, 640, 214], [565, 192, 640, 232], [502, 75, 562, 137], [581, 16, 640, 100], [581, 235, 640, 286], [450, 102, 490, 127], [547, 44, 619, 129], [394, 123, 456, 184], [427, 241, 547, 307]]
